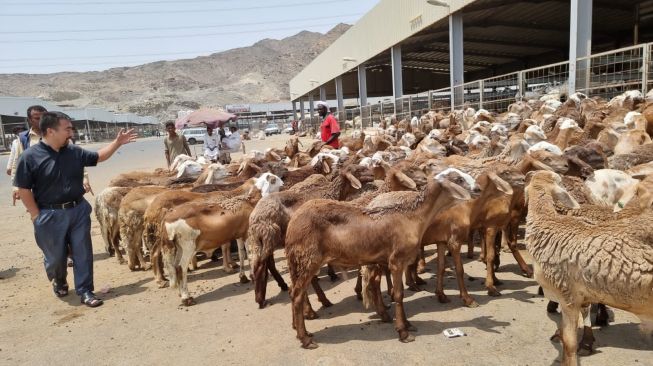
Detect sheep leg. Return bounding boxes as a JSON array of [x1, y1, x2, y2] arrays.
[[369, 267, 392, 322], [484, 227, 502, 297], [385, 267, 393, 299], [559, 303, 580, 366], [111, 230, 125, 265], [222, 243, 236, 273], [236, 238, 250, 284], [478, 229, 487, 263], [302, 292, 319, 320], [267, 255, 288, 291], [466, 231, 475, 259], [450, 241, 478, 308], [416, 245, 427, 274], [435, 243, 450, 304], [390, 264, 415, 343], [151, 244, 168, 288], [405, 261, 422, 292], [122, 224, 139, 271], [290, 278, 317, 349], [178, 244, 197, 306], [505, 227, 533, 278], [355, 269, 363, 300], [310, 276, 333, 308], [254, 256, 270, 308], [135, 231, 151, 271], [189, 255, 197, 271], [326, 264, 339, 282]]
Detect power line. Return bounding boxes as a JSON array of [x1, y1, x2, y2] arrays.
[[0, 0, 353, 16], [0, 20, 354, 43], [0, 13, 361, 35], [0, 50, 220, 63]]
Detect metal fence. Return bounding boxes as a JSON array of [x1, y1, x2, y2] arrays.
[[481, 73, 520, 112], [522, 61, 569, 100], [575, 44, 646, 100]]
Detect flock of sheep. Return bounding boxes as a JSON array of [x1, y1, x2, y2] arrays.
[[95, 89, 653, 366]]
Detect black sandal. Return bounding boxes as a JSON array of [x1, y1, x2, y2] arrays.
[[53, 281, 69, 298], [80, 292, 103, 308]]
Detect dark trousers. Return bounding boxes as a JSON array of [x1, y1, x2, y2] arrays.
[[33, 199, 94, 295]]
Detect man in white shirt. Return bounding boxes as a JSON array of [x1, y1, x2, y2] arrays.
[[203, 126, 220, 162]]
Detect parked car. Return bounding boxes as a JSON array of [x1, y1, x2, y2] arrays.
[[264, 124, 280, 136], [181, 127, 206, 145], [283, 126, 294, 134]]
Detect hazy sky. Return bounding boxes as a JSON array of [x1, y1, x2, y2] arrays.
[[0, 0, 379, 74]]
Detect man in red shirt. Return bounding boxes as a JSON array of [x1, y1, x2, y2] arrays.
[[317, 101, 340, 148]]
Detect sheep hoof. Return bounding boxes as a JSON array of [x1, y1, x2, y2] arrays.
[[537, 286, 544, 296], [320, 300, 334, 308], [487, 288, 502, 297], [117, 258, 126, 265], [355, 292, 363, 301], [547, 301, 559, 313], [522, 270, 534, 278], [181, 297, 196, 306], [304, 311, 319, 320], [142, 263, 152, 271], [239, 275, 250, 284], [223, 267, 236, 274], [380, 313, 392, 323], [301, 339, 318, 349], [463, 298, 479, 308], [257, 300, 269, 309], [436, 293, 451, 303], [157, 280, 170, 289], [407, 284, 422, 292], [399, 333, 415, 343], [279, 283, 289, 291], [328, 274, 340, 282], [415, 276, 427, 286]]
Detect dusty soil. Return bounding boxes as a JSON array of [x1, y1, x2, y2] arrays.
[[0, 134, 651, 366]]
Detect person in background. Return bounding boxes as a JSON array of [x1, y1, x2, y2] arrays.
[[203, 125, 220, 163], [222, 126, 244, 155], [6, 126, 26, 176], [163, 121, 191, 168], [14, 111, 137, 307], [10, 106, 47, 204], [316, 101, 340, 148]]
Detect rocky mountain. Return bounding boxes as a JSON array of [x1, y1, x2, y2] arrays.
[[0, 23, 351, 121]]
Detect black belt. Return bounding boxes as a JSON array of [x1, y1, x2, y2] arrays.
[[39, 199, 82, 210]]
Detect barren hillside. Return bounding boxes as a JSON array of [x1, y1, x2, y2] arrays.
[[0, 23, 350, 121]]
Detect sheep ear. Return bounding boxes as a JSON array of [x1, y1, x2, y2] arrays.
[[552, 186, 580, 209], [530, 159, 555, 172], [345, 172, 362, 189], [441, 179, 471, 201], [631, 173, 648, 180], [270, 150, 281, 161], [237, 161, 247, 175], [321, 159, 331, 174], [396, 171, 417, 190], [487, 172, 513, 195]]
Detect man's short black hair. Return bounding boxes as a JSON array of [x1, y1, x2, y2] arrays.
[[229, 126, 238, 131], [39, 111, 71, 134], [165, 121, 175, 128], [27, 105, 47, 118]]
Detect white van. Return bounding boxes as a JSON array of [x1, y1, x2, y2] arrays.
[[181, 127, 206, 145]]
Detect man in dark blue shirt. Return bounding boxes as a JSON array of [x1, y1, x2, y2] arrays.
[[14, 111, 136, 307]]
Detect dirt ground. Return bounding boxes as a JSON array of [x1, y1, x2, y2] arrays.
[[0, 134, 651, 366]]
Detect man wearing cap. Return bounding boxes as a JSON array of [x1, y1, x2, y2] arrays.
[[14, 111, 137, 307], [316, 101, 340, 148]]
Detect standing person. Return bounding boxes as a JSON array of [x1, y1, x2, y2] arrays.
[[316, 101, 341, 148], [222, 126, 244, 155], [6, 126, 26, 176], [163, 121, 191, 168], [203, 125, 220, 163], [14, 111, 137, 307], [10, 106, 47, 204]]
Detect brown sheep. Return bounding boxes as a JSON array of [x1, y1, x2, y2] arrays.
[[162, 173, 284, 305], [284, 175, 473, 348]]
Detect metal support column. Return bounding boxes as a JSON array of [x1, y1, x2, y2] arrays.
[[517, 71, 524, 99], [568, 0, 593, 94], [292, 100, 297, 120], [643, 44, 650, 94], [357, 65, 368, 107], [335, 76, 344, 120], [449, 12, 464, 110], [478, 80, 484, 109], [299, 99, 305, 120], [427, 91, 433, 110], [319, 86, 326, 102], [391, 45, 403, 113], [308, 95, 315, 125], [0, 115, 5, 150]]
